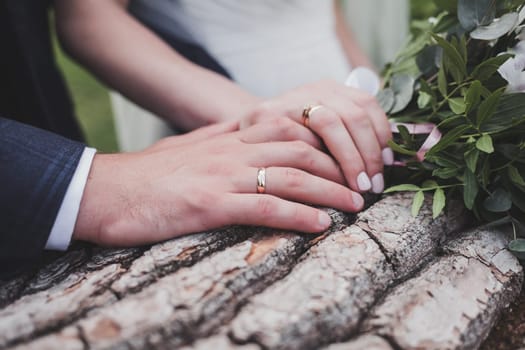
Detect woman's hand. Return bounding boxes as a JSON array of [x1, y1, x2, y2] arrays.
[[240, 80, 393, 194], [73, 119, 364, 247]]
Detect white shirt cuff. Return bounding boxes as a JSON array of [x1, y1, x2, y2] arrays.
[[45, 147, 97, 251]]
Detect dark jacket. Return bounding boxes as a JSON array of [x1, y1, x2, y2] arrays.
[[0, 0, 229, 278]]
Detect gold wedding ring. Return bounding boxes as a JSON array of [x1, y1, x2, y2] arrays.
[[256, 168, 266, 194], [302, 105, 323, 128]]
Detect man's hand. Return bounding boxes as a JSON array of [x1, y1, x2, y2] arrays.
[[73, 120, 364, 247]]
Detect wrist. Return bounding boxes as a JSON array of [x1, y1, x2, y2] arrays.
[[72, 153, 123, 245]]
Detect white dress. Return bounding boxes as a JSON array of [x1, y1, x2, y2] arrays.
[[111, 0, 409, 151]]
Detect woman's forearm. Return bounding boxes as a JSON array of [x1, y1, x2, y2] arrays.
[[53, 0, 260, 131]]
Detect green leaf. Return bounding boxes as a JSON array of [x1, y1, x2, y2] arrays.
[[476, 88, 505, 127], [481, 93, 525, 133], [434, 14, 459, 33], [508, 165, 525, 187], [427, 125, 471, 155], [431, 33, 467, 80], [432, 188, 446, 219], [422, 180, 439, 189], [458, 0, 496, 31], [412, 191, 425, 217], [463, 169, 479, 210], [471, 55, 513, 81], [476, 134, 495, 154], [396, 124, 412, 144], [433, 167, 461, 179], [465, 81, 482, 113], [483, 188, 513, 212], [390, 74, 416, 114], [438, 65, 448, 97], [384, 184, 422, 193], [465, 148, 480, 172], [509, 239, 525, 260], [471, 13, 519, 40], [418, 91, 433, 109], [377, 88, 395, 113], [417, 45, 442, 75], [448, 97, 467, 114], [481, 157, 491, 188], [387, 140, 418, 156]]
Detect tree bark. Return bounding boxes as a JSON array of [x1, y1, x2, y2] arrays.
[[1, 194, 522, 350]]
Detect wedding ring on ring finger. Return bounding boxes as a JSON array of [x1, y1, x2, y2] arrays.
[[302, 105, 324, 128], [256, 168, 266, 194]]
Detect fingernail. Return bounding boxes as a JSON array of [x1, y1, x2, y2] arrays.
[[371, 173, 384, 194], [352, 192, 364, 209], [357, 172, 372, 192], [318, 212, 332, 230], [382, 148, 394, 166]]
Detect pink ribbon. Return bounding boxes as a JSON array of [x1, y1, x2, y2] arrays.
[[390, 122, 442, 166], [343, 68, 442, 165]]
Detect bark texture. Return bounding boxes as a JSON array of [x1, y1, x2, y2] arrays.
[[0, 193, 522, 350]]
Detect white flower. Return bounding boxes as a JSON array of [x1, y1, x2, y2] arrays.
[[519, 26, 525, 41], [498, 51, 525, 93], [514, 40, 525, 55]]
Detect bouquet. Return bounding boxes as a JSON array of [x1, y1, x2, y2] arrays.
[[379, 0, 525, 256]]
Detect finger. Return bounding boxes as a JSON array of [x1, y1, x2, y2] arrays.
[[337, 102, 384, 180], [244, 141, 345, 185], [150, 120, 240, 151], [235, 117, 322, 149], [336, 87, 394, 165], [315, 97, 385, 193], [305, 106, 371, 193], [222, 193, 333, 233], [235, 167, 363, 212]]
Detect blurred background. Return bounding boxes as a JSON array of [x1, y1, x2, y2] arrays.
[[53, 0, 437, 153]]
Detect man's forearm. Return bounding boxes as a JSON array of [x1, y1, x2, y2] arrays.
[[53, 0, 260, 131]]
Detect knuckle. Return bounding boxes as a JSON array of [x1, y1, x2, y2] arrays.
[[250, 102, 274, 122], [366, 153, 384, 170], [189, 189, 219, 211], [256, 197, 277, 218], [348, 109, 371, 128], [350, 90, 375, 105], [291, 205, 306, 225], [271, 116, 294, 135], [284, 168, 306, 188], [291, 141, 312, 157], [318, 112, 340, 130]]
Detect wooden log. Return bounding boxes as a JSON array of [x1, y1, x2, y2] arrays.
[[229, 193, 467, 350], [363, 227, 523, 350], [71, 232, 316, 349], [0, 264, 123, 348], [70, 208, 346, 350], [10, 327, 84, 350], [0, 274, 32, 309], [5, 211, 348, 349], [323, 335, 393, 350], [356, 192, 469, 277], [111, 226, 258, 295], [180, 335, 260, 350], [0, 247, 141, 309], [229, 225, 392, 350]]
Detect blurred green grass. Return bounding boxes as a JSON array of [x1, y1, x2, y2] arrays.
[[52, 1, 435, 153]]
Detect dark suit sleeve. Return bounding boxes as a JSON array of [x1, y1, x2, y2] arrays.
[[0, 117, 85, 273]]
